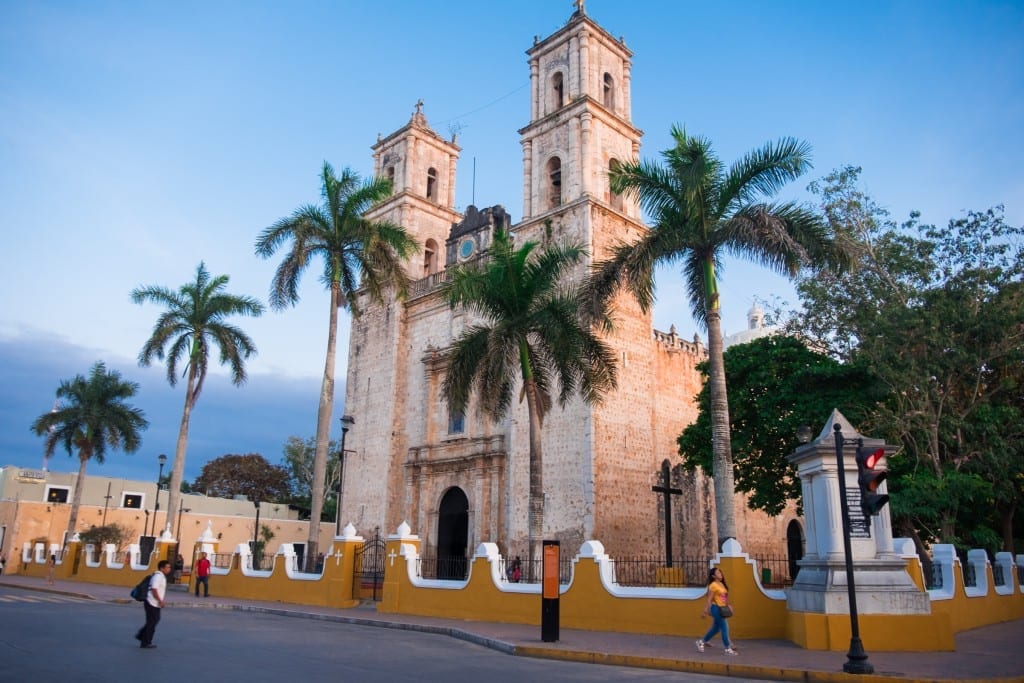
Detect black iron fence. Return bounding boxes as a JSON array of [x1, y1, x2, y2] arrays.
[[210, 553, 232, 570], [963, 561, 977, 587], [993, 562, 1005, 587], [418, 555, 469, 581], [750, 555, 797, 588], [249, 553, 273, 571], [413, 554, 798, 588], [925, 562, 943, 590], [608, 555, 796, 588], [354, 533, 386, 601], [612, 558, 709, 587], [517, 558, 574, 584]]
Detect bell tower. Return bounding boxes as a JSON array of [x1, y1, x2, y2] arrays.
[[518, 2, 642, 224], [366, 101, 461, 278], [508, 4, 670, 555]]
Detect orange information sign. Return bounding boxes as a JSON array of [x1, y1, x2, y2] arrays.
[[543, 543, 559, 599]]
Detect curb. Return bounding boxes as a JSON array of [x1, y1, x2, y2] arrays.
[[0, 582, 97, 601]]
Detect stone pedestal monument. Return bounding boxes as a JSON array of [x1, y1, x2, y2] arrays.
[[786, 409, 930, 615]]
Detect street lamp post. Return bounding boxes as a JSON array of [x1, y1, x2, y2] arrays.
[[175, 499, 191, 543], [833, 424, 873, 675], [252, 499, 261, 569], [336, 414, 355, 536], [150, 454, 167, 537]]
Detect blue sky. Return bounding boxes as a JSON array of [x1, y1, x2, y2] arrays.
[[1, 1, 1021, 483]]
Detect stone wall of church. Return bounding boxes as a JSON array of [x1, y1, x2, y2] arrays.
[[340, 293, 406, 535], [341, 7, 805, 570]]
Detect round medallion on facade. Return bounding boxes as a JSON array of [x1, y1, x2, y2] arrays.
[[458, 237, 476, 260]]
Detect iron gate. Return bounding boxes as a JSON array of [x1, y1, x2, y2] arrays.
[[353, 532, 385, 602]]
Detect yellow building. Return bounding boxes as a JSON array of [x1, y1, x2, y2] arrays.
[[0, 465, 333, 574]]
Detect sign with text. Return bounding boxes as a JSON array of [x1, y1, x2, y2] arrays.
[[845, 487, 872, 538], [541, 540, 560, 642]]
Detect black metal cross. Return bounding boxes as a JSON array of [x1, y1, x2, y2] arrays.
[[651, 461, 682, 567]]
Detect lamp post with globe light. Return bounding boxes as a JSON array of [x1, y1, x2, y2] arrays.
[[336, 415, 355, 536], [150, 454, 167, 537]]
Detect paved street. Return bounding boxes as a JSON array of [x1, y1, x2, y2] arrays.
[[3, 575, 1022, 682], [0, 585, 771, 682]]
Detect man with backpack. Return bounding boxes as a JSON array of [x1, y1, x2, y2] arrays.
[[134, 560, 171, 649]]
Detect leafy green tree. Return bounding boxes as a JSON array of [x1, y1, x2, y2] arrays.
[[281, 435, 341, 521], [253, 523, 276, 569], [132, 262, 264, 538], [193, 453, 291, 502], [78, 522, 134, 554], [256, 162, 417, 567], [441, 228, 617, 570], [585, 126, 849, 548], [795, 167, 1024, 551], [31, 362, 148, 541], [678, 336, 879, 515]]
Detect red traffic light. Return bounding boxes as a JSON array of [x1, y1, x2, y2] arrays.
[[856, 446, 889, 516], [860, 447, 886, 471]]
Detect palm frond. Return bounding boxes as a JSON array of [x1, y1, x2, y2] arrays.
[[719, 137, 813, 214]]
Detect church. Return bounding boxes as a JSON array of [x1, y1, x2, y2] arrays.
[[339, 5, 802, 568]]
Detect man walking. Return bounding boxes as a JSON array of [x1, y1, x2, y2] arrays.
[[195, 552, 211, 597], [135, 560, 171, 649]]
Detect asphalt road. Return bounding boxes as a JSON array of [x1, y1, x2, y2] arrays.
[[0, 587, 771, 682]]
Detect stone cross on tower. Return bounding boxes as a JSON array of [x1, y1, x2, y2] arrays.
[[652, 462, 682, 567]]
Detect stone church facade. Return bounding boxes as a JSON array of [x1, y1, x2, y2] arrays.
[[340, 6, 802, 567]]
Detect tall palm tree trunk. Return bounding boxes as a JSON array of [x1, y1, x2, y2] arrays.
[[166, 369, 197, 539], [704, 265, 737, 550], [66, 452, 90, 543], [524, 377, 544, 580], [307, 282, 341, 570]]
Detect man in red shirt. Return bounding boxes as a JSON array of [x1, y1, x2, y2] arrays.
[[194, 551, 211, 597]]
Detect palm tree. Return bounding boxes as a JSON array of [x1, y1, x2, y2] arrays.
[[132, 262, 264, 538], [585, 126, 850, 549], [441, 228, 618, 572], [255, 161, 417, 568], [31, 361, 148, 543]]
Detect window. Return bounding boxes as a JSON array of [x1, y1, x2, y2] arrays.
[[608, 159, 623, 211], [45, 486, 69, 503], [426, 167, 438, 201], [423, 239, 439, 275], [551, 72, 564, 110], [387, 166, 395, 184], [448, 407, 465, 435], [547, 156, 562, 209], [603, 72, 615, 109], [122, 493, 143, 509]]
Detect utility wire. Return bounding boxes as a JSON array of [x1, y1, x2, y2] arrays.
[[433, 81, 529, 127]]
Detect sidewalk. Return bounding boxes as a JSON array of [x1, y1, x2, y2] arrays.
[[2, 574, 1021, 683]]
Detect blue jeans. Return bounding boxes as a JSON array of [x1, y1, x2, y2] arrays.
[[195, 575, 209, 596], [701, 604, 732, 648]]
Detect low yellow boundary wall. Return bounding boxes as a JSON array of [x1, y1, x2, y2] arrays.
[[17, 526, 1024, 652]]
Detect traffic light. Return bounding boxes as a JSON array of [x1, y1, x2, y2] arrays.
[[856, 446, 889, 516]]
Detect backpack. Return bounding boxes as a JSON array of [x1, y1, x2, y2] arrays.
[[130, 574, 152, 602]]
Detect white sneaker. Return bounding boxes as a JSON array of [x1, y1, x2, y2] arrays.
[[695, 640, 705, 653], [724, 647, 738, 656]]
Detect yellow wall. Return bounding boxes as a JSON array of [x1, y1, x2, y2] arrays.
[[929, 560, 1024, 633], [14, 531, 1024, 652], [0, 499, 333, 575], [202, 540, 361, 609]]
